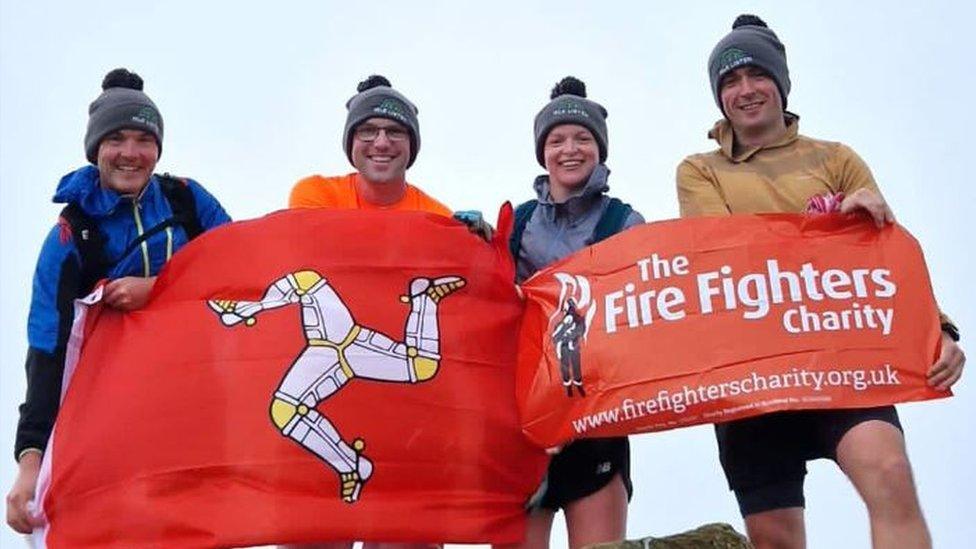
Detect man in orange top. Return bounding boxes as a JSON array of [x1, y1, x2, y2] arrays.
[[285, 75, 455, 549], [289, 75, 450, 217]]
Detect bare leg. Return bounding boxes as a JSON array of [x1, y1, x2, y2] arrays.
[[563, 473, 628, 549], [836, 420, 930, 549], [743, 507, 805, 549], [492, 509, 555, 549]]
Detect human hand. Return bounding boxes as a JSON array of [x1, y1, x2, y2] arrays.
[[103, 276, 156, 311], [453, 210, 494, 242], [6, 451, 43, 534], [839, 188, 895, 228], [805, 192, 845, 214], [928, 331, 965, 391]]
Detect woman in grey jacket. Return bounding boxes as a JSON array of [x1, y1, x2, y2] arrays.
[[505, 77, 643, 549]]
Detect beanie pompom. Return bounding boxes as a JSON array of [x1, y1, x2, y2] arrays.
[[733, 14, 767, 29], [102, 68, 144, 91], [357, 74, 392, 93], [550, 76, 587, 99]]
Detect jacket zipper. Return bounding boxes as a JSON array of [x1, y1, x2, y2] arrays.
[[131, 201, 151, 277]]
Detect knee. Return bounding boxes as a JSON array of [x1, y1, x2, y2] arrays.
[[876, 455, 915, 488], [864, 453, 915, 495], [748, 525, 800, 549], [291, 270, 323, 293], [270, 398, 304, 431], [408, 347, 439, 381], [863, 456, 921, 516], [745, 511, 804, 549]]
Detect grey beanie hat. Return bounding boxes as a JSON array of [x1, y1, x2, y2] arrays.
[[708, 14, 790, 114], [84, 68, 163, 164], [534, 76, 608, 168], [343, 75, 420, 168]]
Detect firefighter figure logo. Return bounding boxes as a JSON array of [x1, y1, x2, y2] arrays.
[[207, 270, 465, 503], [550, 273, 597, 397]]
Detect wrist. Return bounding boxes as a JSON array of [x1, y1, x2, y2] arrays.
[[941, 321, 960, 342], [16, 449, 42, 469]]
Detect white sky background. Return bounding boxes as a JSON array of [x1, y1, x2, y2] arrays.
[[1, 1, 974, 547]]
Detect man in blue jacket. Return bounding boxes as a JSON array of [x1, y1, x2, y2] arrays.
[[5, 68, 231, 534]]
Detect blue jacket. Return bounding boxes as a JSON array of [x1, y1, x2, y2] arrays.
[[16, 165, 231, 458]]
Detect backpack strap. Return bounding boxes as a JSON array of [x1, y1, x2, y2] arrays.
[[57, 174, 204, 295], [111, 174, 205, 261], [509, 199, 539, 259], [157, 173, 203, 241], [58, 203, 110, 295], [591, 197, 633, 244]]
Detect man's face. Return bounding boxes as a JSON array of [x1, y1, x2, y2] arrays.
[[543, 124, 599, 193], [720, 66, 784, 134], [350, 117, 411, 185], [96, 129, 159, 195]]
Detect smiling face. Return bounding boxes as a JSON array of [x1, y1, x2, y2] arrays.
[[96, 129, 159, 195], [350, 117, 411, 185], [720, 65, 785, 138], [543, 124, 599, 202]]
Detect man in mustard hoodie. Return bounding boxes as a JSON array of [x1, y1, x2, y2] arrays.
[[677, 15, 965, 549]]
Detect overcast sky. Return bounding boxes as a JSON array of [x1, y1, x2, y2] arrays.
[[2, 1, 974, 547]]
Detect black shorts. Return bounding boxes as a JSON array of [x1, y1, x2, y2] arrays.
[[535, 436, 633, 511], [715, 406, 902, 517]]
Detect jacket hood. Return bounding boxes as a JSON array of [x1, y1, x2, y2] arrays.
[[53, 165, 137, 216]]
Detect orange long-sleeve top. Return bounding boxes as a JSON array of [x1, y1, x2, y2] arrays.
[[288, 173, 452, 217]]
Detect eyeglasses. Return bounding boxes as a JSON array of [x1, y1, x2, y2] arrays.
[[354, 125, 409, 142]]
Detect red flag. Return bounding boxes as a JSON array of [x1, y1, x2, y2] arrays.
[[517, 214, 946, 448], [35, 209, 547, 548]]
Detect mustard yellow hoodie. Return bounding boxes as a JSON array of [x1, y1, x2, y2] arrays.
[[677, 115, 879, 216], [677, 114, 955, 330]]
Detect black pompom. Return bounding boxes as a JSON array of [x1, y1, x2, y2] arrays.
[[550, 76, 587, 99], [357, 74, 392, 93], [102, 68, 144, 91], [733, 14, 767, 29]]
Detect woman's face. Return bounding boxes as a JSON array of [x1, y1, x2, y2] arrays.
[[543, 124, 598, 199]]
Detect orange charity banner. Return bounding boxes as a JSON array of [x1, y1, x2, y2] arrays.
[[517, 214, 948, 448], [33, 209, 547, 548]]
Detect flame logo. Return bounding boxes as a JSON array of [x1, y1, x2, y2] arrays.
[[550, 272, 597, 339]]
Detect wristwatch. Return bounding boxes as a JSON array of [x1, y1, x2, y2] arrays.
[[941, 321, 960, 342]]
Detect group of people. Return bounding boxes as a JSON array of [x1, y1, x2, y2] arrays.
[[6, 14, 966, 549]]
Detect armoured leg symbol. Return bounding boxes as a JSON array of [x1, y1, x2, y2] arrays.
[[207, 299, 258, 327], [339, 438, 369, 503], [399, 276, 465, 382], [270, 387, 375, 503], [209, 271, 466, 503], [269, 344, 378, 503]]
